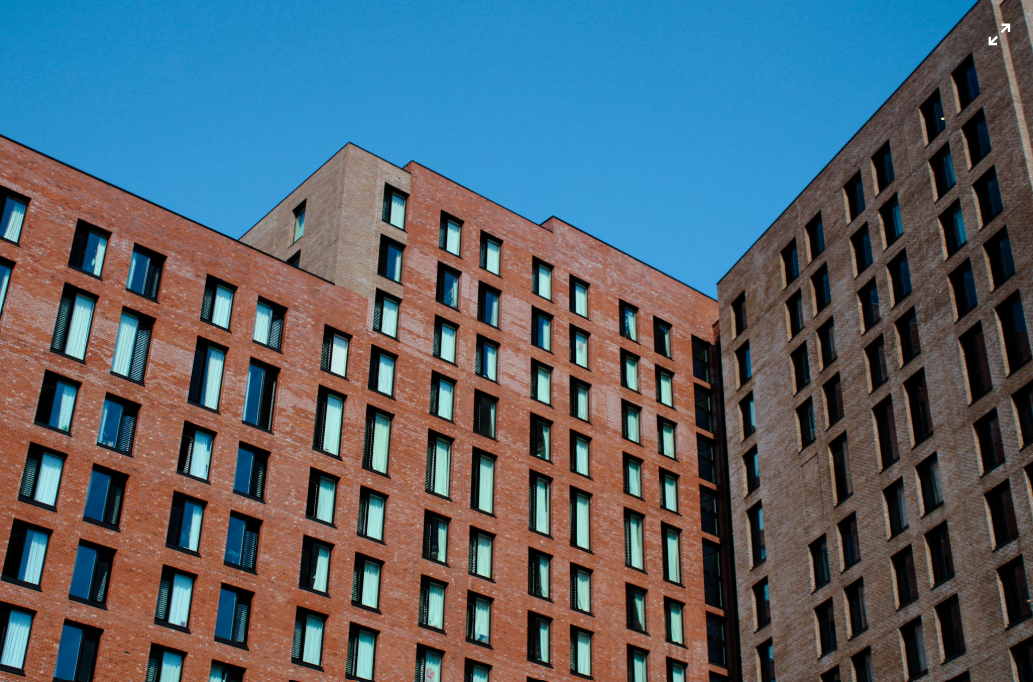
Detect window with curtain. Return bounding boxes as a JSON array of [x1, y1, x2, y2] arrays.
[[663, 526, 683, 584], [232, 444, 267, 500], [252, 299, 285, 350], [51, 287, 96, 360], [530, 475, 551, 535], [571, 327, 590, 368], [306, 470, 338, 525], [571, 566, 592, 613], [572, 380, 590, 421], [294, 609, 327, 669], [68, 541, 113, 607], [321, 327, 350, 377], [346, 624, 377, 679], [200, 278, 235, 330], [68, 221, 109, 277], [188, 338, 227, 410], [125, 246, 164, 300], [625, 512, 644, 569], [657, 368, 674, 407], [660, 419, 677, 458], [176, 424, 214, 481], [530, 416, 552, 461], [441, 214, 462, 255], [166, 495, 204, 553], [571, 278, 589, 318], [0, 259, 11, 320], [572, 491, 591, 550], [0, 193, 28, 243], [209, 662, 244, 682], [155, 567, 195, 630], [533, 260, 553, 300], [358, 489, 386, 541], [54, 622, 101, 682], [528, 614, 551, 664], [300, 536, 333, 594], [110, 310, 152, 382], [224, 513, 261, 570], [19, 446, 64, 507], [383, 185, 407, 229], [628, 647, 649, 682], [620, 302, 639, 341], [431, 374, 456, 421], [377, 235, 404, 282], [571, 433, 590, 476], [313, 388, 345, 457], [469, 530, 493, 579], [622, 351, 640, 391], [532, 309, 551, 350], [1, 521, 50, 587], [480, 233, 502, 275], [0, 605, 32, 672], [473, 392, 498, 439], [571, 627, 592, 677], [665, 598, 685, 645], [532, 362, 552, 404], [434, 318, 458, 363], [369, 348, 396, 397], [426, 435, 452, 498], [467, 593, 492, 644], [667, 659, 687, 682], [529, 550, 551, 599], [352, 556, 382, 610], [466, 660, 491, 682], [476, 336, 499, 381], [626, 584, 647, 632], [478, 283, 501, 328], [143, 645, 184, 682], [242, 360, 278, 431], [416, 646, 444, 682], [472, 452, 495, 514], [436, 264, 461, 309], [423, 513, 450, 564], [623, 403, 641, 443], [363, 409, 393, 474], [374, 291, 401, 338], [97, 395, 138, 455], [661, 471, 679, 513], [654, 318, 673, 358], [419, 577, 448, 630], [83, 466, 125, 529], [292, 200, 306, 241], [624, 455, 642, 497]]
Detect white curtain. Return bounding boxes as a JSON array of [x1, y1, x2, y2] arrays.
[[0, 263, 10, 314], [313, 545, 330, 592], [446, 219, 461, 254], [576, 631, 591, 676], [372, 414, 391, 472], [631, 650, 647, 682], [209, 664, 227, 682], [669, 603, 684, 643], [20, 529, 47, 584], [53, 381, 77, 431], [664, 476, 678, 512], [366, 494, 385, 540], [355, 629, 375, 678], [625, 309, 637, 340], [627, 460, 641, 496], [331, 334, 349, 375], [212, 285, 233, 328], [577, 385, 589, 421], [670, 662, 686, 682], [1, 199, 26, 242], [662, 422, 676, 456], [624, 356, 638, 391], [0, 610, 30, 669], [111, 312, 138, 376], [435, 520, 448, 561], [660, 372, 673, 405], [183, 501, 203, 551], [540, 316, 551, 350], [304, 615, 324, 666], [632, 591, 645, 626], [202, 347, 225, 410], [169, 573, 193, 627], [536, 367, 550, 403], [576, 570, 591, 611], [626, 408, 640, 443], [537, 620, 550, 663], [253, 302, 272, 344], [361, 560, 380, 608], [424, 650, 442, 681], [390, 193, 406, 228], [66, 294, 95, 359], [377, 355, 394, 395], [575, 437, 589, 475], [485, 239, 500, 274], [474, 598, 491, 642], [576, 494, 590, 549], [438, 381, 454, 420], [471, 664, 489, 682], [575, 332, 588, 366], [537, 556, 550, 597], [381, 298, 399, 337], [86, 233, 107, 276], [484, 343, 497, 380], [323, 394, 343, 455], [35, 453, 63, 505], [434, 439, 450, 496], [537, 265, 551, 299], [574, 282, 588, 316], [427, 583, 445, 628], [316, 477, 336, 523], [486, 293, 498, 326], [440, 323, 456, 362], [628, 516, 643, 568], [161, 650, 183, 682], [665, 530, 681, 581], [476, 534, 492, 577], [478, 457, 494, 513], [535, 479, 550, 533], [190, 431, 213, 480]]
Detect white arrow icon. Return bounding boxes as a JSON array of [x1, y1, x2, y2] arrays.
[[989, 35, 999, 45], [1002, 23, 1011, 32]]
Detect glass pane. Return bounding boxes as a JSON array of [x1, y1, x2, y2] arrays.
[[97, 400, 123, 448], [69, 545, 97, 600]]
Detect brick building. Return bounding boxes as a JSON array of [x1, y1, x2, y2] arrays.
[[718, 0, 1033, 680], [0, 132, 734, 682]]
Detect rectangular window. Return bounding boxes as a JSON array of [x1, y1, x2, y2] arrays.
[[620, 301, 639, 341], [873, 141, 895, 191], [306, 469, 338, 525], [999, 557, 1032, 625], [695, 385, 713, 432], [922, 89, 946, 142], [242, 359, 278, 431], [811, 535, 831, 589], [214, 585, 253, 646], [252, 299, 285, 351], [571, 565, 592, 613], [901, 618, 928, 680], [815, 598, 838, 655], [0, 604, 33, 673], [697, 434, 715, 482], [806, 213, 826, 257], [529, 474, 551, 535], [888, 251, 912, 304], [824, 374, 844, 425], [950, 260, 978, 319], [657, 367, 674, 407], [97, 395, 138, 455], [744, 447, 760, 493], [893, 546, 919, 606], [881, 194, 903, 246], [292, 200, 306, 241], [531, 361, 552, 405], [839, 514, 861, 568], [416, 646, 444, 682], [974, 166, 1004, 224], [660, 470, 679, 513], [963, 108, 991, 166], [622, 401, 641, 443], [34, 372, 79, 433], [55, 622, 101, 682], [629, 647, 650, 682], [68, 221, 109, 277], [700, 487, 718, 536], [0, 190, 28, 244], [896, 308, 921, 365], [475, 335, 498, 381], [110, 309, 153, 382], [528, 614, 551, 664], [568, 326, 590, 369], [904, 369, 934, 443], [232, 443, 267, 500], [312, 388, 345, 457], [383, 185, 407, 229], [845, 172, 866, 221], [423, 512, 450, 563], [0, 259, 10, 322], [624, 511, 645, 569], [851, 225, 873, 275], [975, 409, 1005, 473], [425, 434, 452, 497], [689, 340, 711, 386], [430, 373, 456, 421], [931, 144, 957, 197], [479, 233, 501, 275], [865, 336, 888, 389], [419, 576, 448, 629], [368, 347, 396, 397], [373, 290, 401, 337], [953, 54, 980, 109], [846, 579, 867, 636], [626, 584, 647, 632], [707, 616, 727, 667], [295, 609, 328, 669], [830, 434, 852, 504], [2, 520, 50, 586], [357, 488, 386, 541], [732, 293, 747, 336], [320, 327, 350, 377], [926, 522, 954, 585], [742, 393, 756, 438], [433, 317, 458, 364], [960, 323, 992, 401], [124, 246, 164, 301], [571, 489, 591, 550], [299, 536, 332, 594], [478, 283, 500, 327], [621, 350, 639, 392], [352, 555, 383, 610], [940, 200, 967, 257], [858, 280, 880, 331], [439, 214, 462, 256], [532, 259, 552, 300], [818, 318, 837, 368], [852, 649, 874, 682], [754, 579, 770, 629], [473, 391, 497, 439], [812, 265, 831, 312], [789, 342, 809, 392], [51, 286, 96, 361], [224, 512, 260, 570], [570, 277, 589, 317], [83, 466, 125, 529], [797, 398, 815, 449], [987, 481, 1019, 547], [435, 263, 461, 310], [69, 541, 113, 607], [200, 277, 235, 330], [362, 408, 393, 474], [917, 453, 945, 513], [787, 290, 805, 337], [529, 550, 551, 599], [748, 503, 765, 566], [703, 540, 721, 607], [782, 239, 799, 284], [736, 342, 751, 386], [998, 293, 1032, 373], [986, 227, 1015, 288], [873, 398, 900, 469], [654, 318, 673, 358], [571, 627, 593, 676], [885, 478, 910, 537], [471, 450, 495, 514], [188, 338, 226, 410], [469, 529, 494, 579]]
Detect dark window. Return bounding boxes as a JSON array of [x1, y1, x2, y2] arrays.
[[926, 522, 955, 586], [96, 395, 138, 455], [852, 648, 874, 682], [940, 200, 967, 257], [1000, 557, 1032, 625], [1019, 383, 1033, 448], [921, 90, 946, 142], [893, 546, 919, 606], [224, 512, 260, 570], [824, 374, 844, 425], [698, 435, 716, 483], [858, 280, 880, 331], [791, 343, 810, 392], [931, 144, 957, 198], [210, 662, 244, 682], [233, 444, 268, 500], [692, 338, 711, 382], [953, 55, 980, 109], [51, 285, 97, 360], [436, 263, 460, 309], [242, 360, 277, 431], [703, 541, 722, 608], [477, 282, 501, 327], [787, 290, 805, 337], [299, 536, 333, 594], [846, 579, 868, 636], [2, 520, 51, 587], [985, 227, 1016, 288], [215, 585, 252, 646], [754, 578, 770, 629], [291, 200, 306, 241], [782, 240, 799, 285], [949, 260, 978, 318], [815, 599, 838, 655], [960, 323, 993, 401], [821, 668, 841, 682], [531, 308, 552, 351], [83, 466, 125, 528], [896, 308, 922, 365], [286, 251, 300, 268], [473, 391, 497, 439], [987, 482, 1019, 548], [797, 398, 815, 449], [741, 393, 755, 438], [885, 478, 910, 537], [531, 415, 552, 461], [68, 541, 113, 607], [917, 454, 944, 513], [888, 251, 912, 304], [654, 318, 673, 358], [975, 409, 1005, 473], [34, 371, 79, 433], [695, 386, 713, 433], [998, 293, 1032, 373], [874, 398, 900, 469], [818, 318, 837, 368], [881, 195, 903, 246], [845, 172, 866, 221], [830, 435, 852, 504], [806, 213, 825, 258], [839, 514, 861, 568], [744, 447, 760, 494], [865, 336, 888, 390], [700, 487, 719, 535], [873, 141, 895, 191], [748, 503, 765, 566], [901, 618, 928, 680], [974, 166, 1004, 224], [187, 338, 227, 410], [810, 535, 831, 590], [126, 245, 164, 300], [54, 622, 101, 682], [732, 294, 747, 336], [963, 108, 991, 165], [707, 615, 727, 667], [252, 298, 285, 351], [756, 639, 772, 682], [904, 370, 934, 444], [68, 221, 110, 277], [813, 265, 831, 312]]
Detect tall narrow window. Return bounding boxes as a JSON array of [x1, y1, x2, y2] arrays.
[[703, 541, 721, 607], [383, 185, 407, 229], [791, 343, 810, 392], [893, 546, 918, 606], [436, 263, 460, 309], [987, 482, 1019, 548], [299, 536, 332, 594], [806, 213, 825, 257], [419, 576, 448, 629], [532, 259, 552, 300], [853, 648, 874, 682], [0, 259, 11, 320], [873, 141, 895, 191], [949, 260, 978, 319], [466, 592, 492, 644], [904, 370, 933, 444], [571, 326, 589, 368], [782, 239, 799, 284], [572, 489, 591, 550], [931, 144, 957, 198], [917, 454, 945, 513], [352, 555, 382, 610], [232, 444, 267, 500], [19, 446, 64, 508], [885, 478, 910, 537], [154, 567, 195, 629], [960, 323, 992, 401], [888, 251, 912, 304], [242, 360, 277, 431], [201, 277, 235, 329], [530, 309, 552, 352], [660, 471, 679, 513], [434, 318, 458, 363], [657, 367, 674, 407], [952, 55, 980, 109], [881, 194, 903, 245], [68, 221, 109, 277], [926, 522, 955, 585], [735, 342, 751, 387], [811, 535, 831, 589], [475, 336, 498, 381], [975, 409, 1005, 473], [901, 618, 928, 680], [846, 579, 867, 637], [362, 409, 393, 474], [707, 615, 727, 668], [571, 278, 589, 317], [621, 350, 639, 391], [426, 434, 452, 498], [922, 90, 946, 142], [423, 512, 450, 563], [530, 474, 551, 535], [787, 290, 805, 337], [896, 308, 921, 364], [54, 623, 101, 682], [373, 291, 400, 337], [623, 402, 641, 443], [571, 627, 593, 676], [754, 579, 770, 629], [839, 514, 861, 568], [865, 336, 888, 389], [626, 584, 647, 632], [529, 415, 551, 461], [999, 557, 1032, 625], [368, 347, 396, 397], [845, 172, 866, 221], [528, 614, 551, 664], [620, 302, 638, 341], [215, 585, 253, 647], [797, 398, 815, 449], [294, 609, 328, 669], [571, 565, 592, 613], [313, 388, 345, 456], [830, 435, 852, 504], [321, 327, 350, 377], [0, 605, 33, 672], [940, 200, 967, 256], [813, 265, 832, 312], [126, 246, 164, 300], [815, 599, 838, 655], [292, 201, 306, 241], [51, 286, 96, 360], [985, 227, 1015, 288], [998, 293, 1031, 373], [568, 432, 592, 477], [0, 191, 27, 244], [742, 393, 757, 438], [110, 310, 153, 382], [34, 372, 79, 433], [852, 225, 873, 274], [2, 520, 50, 587], [874, 398, 900, 469], [858, 280, 880, 330], [700, 487, 718, 536], [695, 385, 713, 432], [416, 646, 444, 682], [224, 513, 260, 570], [629, 646, 649, 682], [744, 447, 760, 494], [83, 466, 125, 529], [252, 299, 285, 351], [188, 338, 226, 410], [473, 391, 497, 439], [306, 470, 338, 525], [748, 504, 765, 566], [97, 396, 138, 455], [697, 435, 715, 482], [480, 233, 501, 275], [818, 318, 837, 368], [430, 373, 456, 420], [440, 214, 462, 256], [625, 511, 645, 569], [824, 374, 844, 426], [469, 530, 494, 579], [532, 362, 552, 405], [528, 550, 551, 599], [478, 283, 500, 328], [472, 451, 495, 514], [732, 293, 747, 336], [963, 108, 991, 165], [974, 166, 1003, 224], [654, 318, 673, 358], [692, 340, 711, 384], [357, 488, 386, 541]]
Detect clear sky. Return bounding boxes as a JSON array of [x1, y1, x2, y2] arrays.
[[2, 0, 977, 297]]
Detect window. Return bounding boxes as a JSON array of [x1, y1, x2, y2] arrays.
[[815, 598, 838, 655], [865, 336, 888, 389], [756, 640, 774, 682], [357, 488, 386, 541], [478, 283, 501, 327], [960, 323, 992, 401], [998, 293, 1032, 373], [420, 577, 448, 629], [210, 662, 244, 682], [999, 557, 1032, 625], [987, 482, 1019, 547], [812, 265, 831, 312], [83, 466, 125, 528], [465, 592, 493, 645], [893, 546, 918, 606], [474, 391, 497, 438], [921, 89, 946, 142], [660, 470, 678, 513], [700, 487, 718, 536], [896, 308, 921, 364], [974, 166, 1004, 224], [436, 263, 460, 309], [0, 259, 11, 320], [34, 372, 79, 433], [851, 225, 873, 274], [888, 252, 912, 304], [54, 623, 101, 682], [154, 566, 194, 630], [364, 408, 396, 476], [571, 627, 593, 676], [480, 233, 501, 275], [824, 374, 844, 426], [472, 450, 495, 514], [469, 529, 493, 579], [68, 221, 109, 277], [839, 514, 860, 568], [748, 504, 765, 566], [373, 290, 401, 336], [806, 213, 826, 257], [730, 344, 750, 389], [695, 385, 713, 432], [620, 350, 640, 392], [622, 401, 641, 443], [931, 144, 957, 198], [917, 454, 945, 513], [51, 286, 96, 360], [368, 347, 396, 396], [187, 338, 227, 410], [571, 489, 591, 550], [811, 535, 831, 589], [571, 565, 592, 613], [111, 309, 153, 382], [953, 54, 980, 109], [320, 327, 350, 377], [830, 435, 852, 503], [383, 185, 407, 229], [874, 398, 900, 469], [232, 443, 267, 500], [528, 614, 551, 664], [904, 370, 934, 443], [881, 194, 904, 246], [654, 318, 673, 358], [300, 536, 332, 594], [423, 512, 450, 563], [426, 434, 452, 497], [885, 478, 910, 537], [940, 201, 967, 257], [852, 648, 874, 682], [707, 615, 727, 667], [2, 520, 50, 586], [753, 579, 770, 630], [626, 584, 647, 632], [685, 341, 710, 387], [697, 435, 714, 481], [986, 227, 1015, 288], [251, 299, 285, 351], [742, 393, 756, 438], [873, 141, 895, 191], [69, 541, 113, 607], [571, 432, 591, 476], [571, 277, 589, 317], [818, 318, 837, 368], [926, 522, 955, 585], [656, 367, 674, 407], [846, 579, 868, 636], [0, 190, 27, 244], [963, 108, 991, 166], [528, 550, 551, 599], [732, 293, 747, 336], [295, 609, 328, 669], [306, 470, 338, 525], [200, 277, 235, 329], [532, 259, 552, 300], [242, 359, 278, 431], [416, 646, 444, 681], [475, 336, 498, 381], [352, 555, 382, 610], [797, 398, 815, 448], [531, 362, 552, 405], [901, 618, 928, 680], [821, 668, 841, 682], [744, 447, 760, 494], [624, 511, 645, 569], [975, 409, 1005, 473], [703, 541, 721, 607], [434, 317, 458, 363], [311, 388, 345, 457], [431, 373, 456, 420], [620, 301, 639, 341], [950, 260, 978, 319], [291, 200, 306, 241], [529, 474, 551, 535], [97, 395, 138, 455], [782, 239, 799, 284], [224, 513, 260, 570], [286, 250, 300, 268], [787, 290, 805, 337], [439, 213, 462, 256], [788, 343, 809, 392], [0, 604, 32, 673], [845, 172, 866, 221]]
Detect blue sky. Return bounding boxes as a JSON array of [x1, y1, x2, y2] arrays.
[[2, 0, 976, 297]]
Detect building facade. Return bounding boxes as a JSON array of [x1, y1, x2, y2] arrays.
[[718, 1, 1033, 681], [0, 134, 735, 682]]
